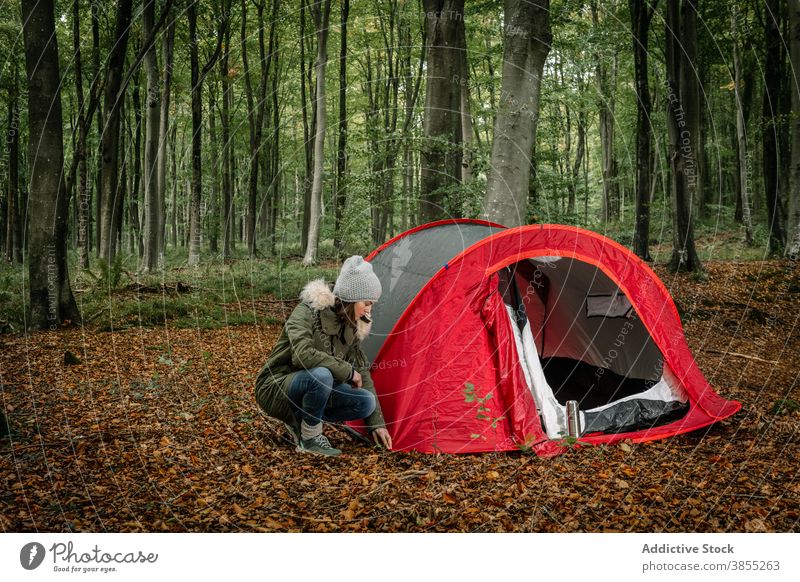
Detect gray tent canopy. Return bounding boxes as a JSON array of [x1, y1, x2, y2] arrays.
[[362, 220, 502, 362]]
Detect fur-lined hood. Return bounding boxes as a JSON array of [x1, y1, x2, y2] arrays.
[[300, 278, 372, 341]]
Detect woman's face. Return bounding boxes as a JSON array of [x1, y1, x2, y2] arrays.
[[354, 301, 374, 322]]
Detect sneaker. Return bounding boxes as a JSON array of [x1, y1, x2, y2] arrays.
[[297, 433, 342, 457], [283, 420, 301, 446]]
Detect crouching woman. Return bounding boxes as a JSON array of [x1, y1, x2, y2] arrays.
[[255, 256, 392, 457]]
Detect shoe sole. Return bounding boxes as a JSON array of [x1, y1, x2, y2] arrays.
[[295, 445, 342, 457]]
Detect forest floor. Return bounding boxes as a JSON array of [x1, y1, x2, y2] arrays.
[[1, 259, 798, 532]]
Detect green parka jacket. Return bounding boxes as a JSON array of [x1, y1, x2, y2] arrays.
[[255, 279, 386, 430]]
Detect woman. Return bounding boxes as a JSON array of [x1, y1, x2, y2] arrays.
[[255, 256, 392, 456]]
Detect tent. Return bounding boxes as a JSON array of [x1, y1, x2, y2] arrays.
[[361, 219, 740, 456]]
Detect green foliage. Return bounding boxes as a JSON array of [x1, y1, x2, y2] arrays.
[[85, 255, 126, 291], [552, 433, 591, 449], [769, 398, 800, 416], [464, 382, 504, 438]]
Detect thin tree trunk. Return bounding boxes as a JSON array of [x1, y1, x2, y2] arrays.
[[187, 0, 228, 267], [142, 0, 161, 272], [99, 0, 134, 264], [333, 0, 349, 256], [570, 107, 586, 217], [89, 0, 100, 258], [482, 0, 552, 227], [220, 23, 233, 259], [71, 0, 90, 270], [629, 0, 656, 261], [665, 0, 701, 272], [682, 1, 703, 221], [241, 0, 276, 256], [788, 0, 800, 257], [763, 0, 787, 253], [270, 45, 280, 255], [303, 0, 332, 265], [21, 0, 81, 328], [592, 0, 619, 223], [130, 73, 143, 258], [5, 65, 20, 263], [261, 0, 280, 245], [300, 0, 314, 251], [584, 125, 590, 223], [157, 19, 175, 264], [115, 112, 127, 253], [241, 0, 258, 255], [559, 59, 572, 215], [171, 123, 178, 248], [188, 1, 202, 266], [458, 12, 473, 185], [400, 11, 425, 232], [209, 84, 219, 254], [732, 5, 754, 245], [419, 0, 465, 223]]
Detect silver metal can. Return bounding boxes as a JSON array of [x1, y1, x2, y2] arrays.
[[566, 400, 582, 437]]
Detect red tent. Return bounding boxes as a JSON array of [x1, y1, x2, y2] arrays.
[[361, 220, 740, 456]]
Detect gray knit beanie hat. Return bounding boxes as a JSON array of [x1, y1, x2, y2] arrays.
[[333, 256, 382, 302]]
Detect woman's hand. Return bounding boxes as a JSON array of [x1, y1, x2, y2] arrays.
[[351, 370, 363, 388], [371, 428, 392, 449]]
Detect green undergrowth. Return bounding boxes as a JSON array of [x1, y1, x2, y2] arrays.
[[0, 246, 340, 333], [0, 220, 786, 334]]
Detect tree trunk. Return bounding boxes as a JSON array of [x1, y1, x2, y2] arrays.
[[187, 0, 228, 266], [170, 124, 178, 248], [665, 0, 701, 272], [570, 107, 586, 217], [333, 0, 349, 256], [261, 0, 280, 249], [559, 59, 572, 215], [21, 0, 81, 329], [591, 0, 620, 223], [482, 0, 552, 227], [113, 99, 127, 254], [5, 65, 20, 263], [788, 0, 800, 257], [89, 0, 100, 257], [112, 116, 128, 256], [400, 11, 425, 232], [629, 0, 656, 261], [71, 0, 90, 270], [732, 5, 754, 245], [241, 0, 276, 257], [157, 18, 175, 263], [99, 0, 134, 264], [303, 0, 332, 265], [763, 0, 787, 253], [129, 74, 143, 259], [300, 0, 314, 251], [220, 23, 234, 259], [682, 2, 703, 221], [188, 1, 202, 266], [269, 44, 280, 256], [241, 0, 259, 255], [208, 84, 219, 254], [142, 0, 161, 272], [458, 12, 473, 185], [419, 0, 465, 223]]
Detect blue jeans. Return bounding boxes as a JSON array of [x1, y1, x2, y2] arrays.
[[287, 367, 376, 427]]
